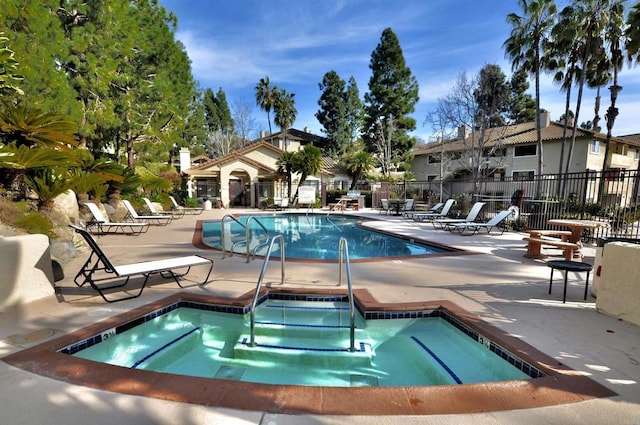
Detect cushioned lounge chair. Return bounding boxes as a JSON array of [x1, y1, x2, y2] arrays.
[[448, 210, 514, 235], [433, 202, 486, 229], [70, 224, 214, 302], [122, 199, 173, 226], [413, 199, 456, 222], [83, 202, 150, 235], [143, 197, 185, 219], [169, 196, 204, 215]]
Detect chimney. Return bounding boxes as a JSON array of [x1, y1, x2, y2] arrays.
[[304, 126, 310, 133], [458, 125, 468, 139], [538, 110, 551, 128], [260, 130, 266, 139], [178, 147, 191, 172]]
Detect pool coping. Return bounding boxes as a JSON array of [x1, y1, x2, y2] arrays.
[[2, 288, 616, 415], [192, 213, 475, 263]]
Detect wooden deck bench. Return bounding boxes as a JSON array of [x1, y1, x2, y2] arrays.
[[523, 236, 580, 261]]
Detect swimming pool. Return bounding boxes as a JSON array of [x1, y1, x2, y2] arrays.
[[66, 294, 532, 387], [201, 213, 456, 260]]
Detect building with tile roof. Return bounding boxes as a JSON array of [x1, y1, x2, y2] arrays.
[[180, 128, 349, 208]]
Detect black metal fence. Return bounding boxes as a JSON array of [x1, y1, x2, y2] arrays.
[[325, 170, 640, 241]]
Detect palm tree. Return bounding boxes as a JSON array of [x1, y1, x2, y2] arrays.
[[560, 1, 610, 182], [598, 0, 626, 200], [292, 144, 322, 202], [273, 89, 297, 151], [504, 0, 557, 182], [276, 151, 296, 202], [255, 76, 277, 135], [342, 144, 376, 190]]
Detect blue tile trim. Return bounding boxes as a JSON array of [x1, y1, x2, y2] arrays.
[[131, 327, 200, 369], [410, 336, 463, 384]]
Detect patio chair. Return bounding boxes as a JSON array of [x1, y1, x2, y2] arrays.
[[432, 202, 486, 230], [400, 199, 415, 217], [69, 224, 214, 303], [83, 202, 150, 235], [122, 199, 173, 226], [378, 199, 390, 215], [413, 199, 456, 222], [448, 210, 514, 235], [276, 198, 290, 210], [143, 197, 185, 219], [404, 202, 444, 219], [169, 195, 204, 215]]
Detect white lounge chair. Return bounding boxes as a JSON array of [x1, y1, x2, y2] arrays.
[[83, 202, 150, 235], [400, 199, 415, 216], [448, 210, 514, 235], [413, 199, 456, 222], [169, 195, 203, 215], [122, 199, 173, 226], [433, 202, 486, 230], [69, 224, 214, 302], [378, 199, 390, 215], [404, 202, 443, 219], [143, 197, 185, 219]]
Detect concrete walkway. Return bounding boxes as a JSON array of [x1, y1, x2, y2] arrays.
[[1, 207, 639, 424]]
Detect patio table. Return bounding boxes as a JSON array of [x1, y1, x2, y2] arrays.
[[547, 219, 608, 259]]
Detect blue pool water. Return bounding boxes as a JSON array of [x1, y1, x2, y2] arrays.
[[67, 296, 535, 387], [201, 213, 453, 260]]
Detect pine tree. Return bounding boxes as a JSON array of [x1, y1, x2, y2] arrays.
[[363, 28, 419, 176], [508, 69, 537, 124], [316, 70, 349, 158]]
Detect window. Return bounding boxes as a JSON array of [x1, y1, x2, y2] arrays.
[[513, 144, 536, 157], [591, 141, 600, 154], [512, 170, 534, 180], [635, 149, 640, 161]]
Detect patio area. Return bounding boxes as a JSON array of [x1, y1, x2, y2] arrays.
[[1, 207, 639, 424]]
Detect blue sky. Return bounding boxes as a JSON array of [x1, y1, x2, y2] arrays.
[[159, 0, 640, 142]]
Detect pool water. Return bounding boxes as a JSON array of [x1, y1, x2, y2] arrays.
[[71, 297, 532, 387], [202, 213, 452, 260]]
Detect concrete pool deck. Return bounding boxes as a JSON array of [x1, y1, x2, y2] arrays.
[[1, 208, 639, 424]]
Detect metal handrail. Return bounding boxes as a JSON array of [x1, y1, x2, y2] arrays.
[[338, 237, 356, 352], [249, 235, 285, 347], [245, 216, 270, 263], [220, 214, 246, 258]]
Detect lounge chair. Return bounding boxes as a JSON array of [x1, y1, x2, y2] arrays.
[[400, 199, 415, 217], [378, 199, 390, 215], [69, 224, 214, 302], [83, 202, 150, 235], [404, 202, 444, 219], [413, 199, 456, 222], [433, 202, 486, 230], [122, 199, 173, 226], [169, 195, 204, 215], [448, 210, 514, 235], [276, 198, 289, 210], [143, 197, 185, 219]]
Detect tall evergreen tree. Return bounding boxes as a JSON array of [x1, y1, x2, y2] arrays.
[[344, 76, 364, 144], [474, 64, 510, 128], [316, 70, 349, 158], [363, 28, 419, 174], [507, 68, 536, 123], [0, 0, 79, 117]]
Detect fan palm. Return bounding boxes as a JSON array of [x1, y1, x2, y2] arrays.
[[504, 0, 557, 181], [273, 89, 297, 150]]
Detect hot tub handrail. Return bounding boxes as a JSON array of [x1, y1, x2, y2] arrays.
[[338, 237, 356, 352], [249, 235, 285, 347], [245, 216, 270, 263], [220, 214, 246, 258]]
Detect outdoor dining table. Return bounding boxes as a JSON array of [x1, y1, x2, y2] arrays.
[[388, 200, 406, 216], [547, 218, 608, 259]]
